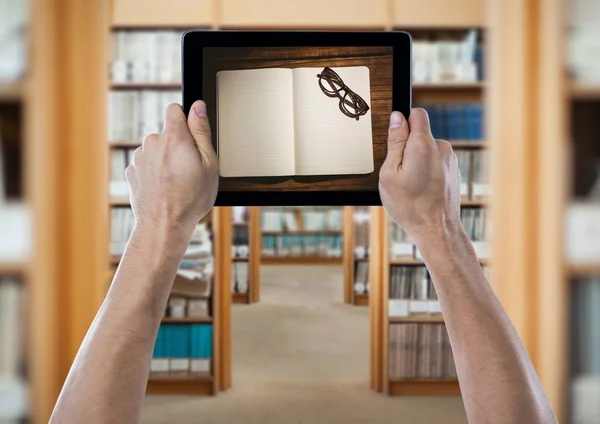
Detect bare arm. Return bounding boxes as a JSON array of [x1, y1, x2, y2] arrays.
[[379, 109, 557, 424], [50, 101, 218, 424]]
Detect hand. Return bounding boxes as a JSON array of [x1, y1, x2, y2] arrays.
[[379, 108, 461, 241], [126, 101, 218, 233]]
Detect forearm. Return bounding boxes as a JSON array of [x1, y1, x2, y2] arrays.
[[50, 222, 193, 424], [415, 224, 556, 424]]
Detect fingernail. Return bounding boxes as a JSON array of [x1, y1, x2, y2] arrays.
[[194, 101, 207, 117], [390, 111, 403, 129]]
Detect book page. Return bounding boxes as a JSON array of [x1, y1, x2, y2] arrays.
[[217, 69, 295, 177], [292, 66, 374, 176]]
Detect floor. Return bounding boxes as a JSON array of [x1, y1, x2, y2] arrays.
[[141, 265, 468, 424]]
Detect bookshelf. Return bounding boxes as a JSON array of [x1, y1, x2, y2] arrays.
[[260, 207, 344, 265], [343, 207, 371, 306], [231, 207, 261, 304], [534, 1, 600, 422]]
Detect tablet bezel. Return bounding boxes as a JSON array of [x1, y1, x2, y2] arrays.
[[182, 30, 412, 206]]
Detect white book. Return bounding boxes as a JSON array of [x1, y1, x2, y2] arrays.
[[156, 32, 172, 83], [0, 203, 31, 263], [0, 279, 22, 378], [140, 91, 159, 137], [145, 32, 158, 83], [237, 262, 248, 294], [171, 32, 183, 83], [217, 67, 374, 178], [109, 150, 128, 197]]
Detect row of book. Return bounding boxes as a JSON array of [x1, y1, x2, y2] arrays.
[[412, 31, 484, 84], [354, 261, 369, 295], [232, 225, 249, 258], [110, 30, 184, 84], [231, 262, 249, 294], [571, 276, 600, 424], [0, 0, 28, 83], [456, 150, 489, 199], [388, 323, 457, 380], [232, 206, 249, 224], [261, 208, 343, 232], [151, 324, 213, 376], [109, 148, 133, 197], [389, 208, 490, 260], [568, 1, 600, 83], [354, 207, 370, 259], [566, 202, 600, 264], [0, 277, 28, 421], [108, 90, 181, 142], [262, 234, 343, 258], [389, 266, 439, 316], [421, 103, 484, 141]]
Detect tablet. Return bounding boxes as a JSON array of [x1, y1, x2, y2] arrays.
[[182, 31, 412, 206]]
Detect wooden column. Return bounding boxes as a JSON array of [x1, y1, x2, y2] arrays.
[[214, 207, 232, 390], [487, 0, 539, 356], [536, 0, 568, 420], [343, 207, 355, 304], [369, 206, 385, 391], [249, 207, 261, 303]]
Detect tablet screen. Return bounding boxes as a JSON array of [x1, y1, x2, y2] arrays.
[[183, 33, 411, 205]]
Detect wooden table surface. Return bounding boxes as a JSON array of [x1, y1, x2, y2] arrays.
[[203, 46, 393, 192]]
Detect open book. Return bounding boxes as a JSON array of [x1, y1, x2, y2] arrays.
[[216, 66, 374, 178]]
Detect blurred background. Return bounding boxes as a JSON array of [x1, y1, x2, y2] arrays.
[[0, 0, 599, 423]]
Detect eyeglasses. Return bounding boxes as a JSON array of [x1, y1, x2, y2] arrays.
[[316, 67, 370, 121]]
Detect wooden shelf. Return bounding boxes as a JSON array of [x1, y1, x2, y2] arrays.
[[413, 82, 485, 90], [568, 263, 600, 277], [570, 82, 600, 100], [389, 314, 445, 323], [354, 257, 369, 262], [461, 199, 489, 207], [232, 257, 249, 262], [261, 256, 343, 265], [0, 262, 27, 275], [390, 258, 490, 266], [0, 82, 25, 102], [388, 379, 460, 396], [450, 141, 487, 148], [110, 83, 181, 90], [354, 293, 369, 306], [233, 222, 249, 226], [262, 230, 342, 236], [110, 197, 130, 206], [147, 375, 215, 395], [232, 292, 250, 304], [161, 317, 212, 324], [109, 140, 141, 148]]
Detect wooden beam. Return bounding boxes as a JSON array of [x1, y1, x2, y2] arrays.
[[214, 207, 232, 391], [369, 206, 385, 392], [343, 207, 355, 304], [249, 207, 261, 303]]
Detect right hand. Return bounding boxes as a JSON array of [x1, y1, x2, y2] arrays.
[[378, 108, 462, 241]]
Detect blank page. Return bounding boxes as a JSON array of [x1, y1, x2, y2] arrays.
[[292, 66, 374, 176], [217, 69, 296, 177]]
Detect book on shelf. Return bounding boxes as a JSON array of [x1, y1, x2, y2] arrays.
[[262, 234, 343, 258], [232, 225, 249, 258], [261, 207, 343, 233], [354, 261, 369, 295], [460, 207, 490, 259], [566, 202, 600, 264], [388, 323, 457, 380], [412, 30, 483, 84], [0, 127, 31, 264], [109, 207, 135, 256], [571, 276, 600, 424], [217, 67, 373, 178], [353, 206, 370, 259], [568, 1, 600, 84], [456, 150, 471, 199], [389, 221, 414, 259], [109, 148, 133, 198], [471, 150, 490, 199], [388, 266, 441, 317], [231, 261, 249, 294], [232, 206, 249, 224], [424, 103, 484, 142], [110, 30, 184, 84], [151, 323, 213, 376], [0, 277, 28, 421], [109, 91, 181, 142], [0, 0, 28, 83]]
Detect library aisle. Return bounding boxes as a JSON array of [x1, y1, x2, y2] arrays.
[[140, 265, 467, 424]]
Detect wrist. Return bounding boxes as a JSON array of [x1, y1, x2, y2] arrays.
[[410, 215, 467, 259]]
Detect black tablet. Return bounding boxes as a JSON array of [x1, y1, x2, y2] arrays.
[[182, 31, 412, 206]]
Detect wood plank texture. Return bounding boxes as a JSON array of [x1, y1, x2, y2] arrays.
[[392, 0, 484, 27], [112, 0, 214, 27]]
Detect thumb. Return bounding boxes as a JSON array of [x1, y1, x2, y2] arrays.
[[187, 100, 215, 162], [386, 111, 410, 168]]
